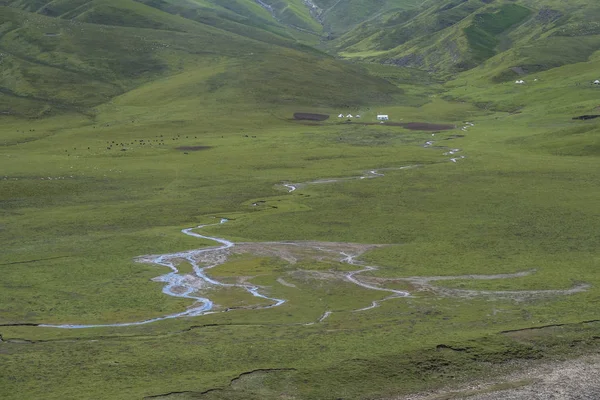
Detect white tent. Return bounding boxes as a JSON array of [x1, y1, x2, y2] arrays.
[[338, 114, 344, 118], [346, 114, 353, 118], [515, 80, 525, 84], [594, 80, 600, 85], [377, 115, 389, 121]]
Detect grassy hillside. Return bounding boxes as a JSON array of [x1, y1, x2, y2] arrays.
[[0, 0, 315, 44], [0, 0, 428, 40], [0, 2, 404, 117], [313, 0, 423, 34], [463, 4, 532, 67], [334, 0, 600, 79], [255, 0, 323, 33]]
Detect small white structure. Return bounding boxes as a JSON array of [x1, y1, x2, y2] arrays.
[[346, 114, 353, 118], [515, 80, 525, 84], [338, 114, 344, 118], [355, 114, 361, 118], [377, 114, 389, 121], [594, 80, 600, 85]]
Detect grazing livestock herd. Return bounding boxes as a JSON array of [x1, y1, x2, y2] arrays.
[[53, 131, 206, 156]]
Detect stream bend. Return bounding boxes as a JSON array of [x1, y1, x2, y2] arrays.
[[40, 219, 286, 329]]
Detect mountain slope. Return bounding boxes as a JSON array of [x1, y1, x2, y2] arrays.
[[311, 0, 423, 34], [334, 0, 600, 79], [0, 0, 310, 44], [0, 1, 403, 117]]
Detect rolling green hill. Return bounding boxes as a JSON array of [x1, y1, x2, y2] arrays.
[[1, 0, 326, 37], [0, 0, 405, 117]]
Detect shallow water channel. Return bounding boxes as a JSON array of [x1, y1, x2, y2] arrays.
[[40, 219, 286, 329]]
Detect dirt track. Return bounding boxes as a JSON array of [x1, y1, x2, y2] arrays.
[[395, 355, 600, 400]]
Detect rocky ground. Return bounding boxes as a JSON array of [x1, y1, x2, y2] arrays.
[[396, 354, 600, 400]]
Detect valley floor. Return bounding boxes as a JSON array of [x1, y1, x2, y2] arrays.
[[2, 52, 600, 400]]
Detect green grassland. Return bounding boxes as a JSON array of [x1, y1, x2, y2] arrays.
[[2, 0, 600, 399]]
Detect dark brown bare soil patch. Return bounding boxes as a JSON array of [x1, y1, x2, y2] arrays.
[[294, 113, 329, 121], [573, 115, 600, 120], [176, 146, 212, 151], [398, 122, 456, 131], [445, 134, 466, 140]]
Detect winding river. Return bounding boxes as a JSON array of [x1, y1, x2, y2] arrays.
[[38, 133, 467, 328], [31, 126, 587, 328], [40, 219, 286, 329]]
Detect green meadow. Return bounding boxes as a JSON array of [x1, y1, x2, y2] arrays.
[[2, 0, 600, 399]]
